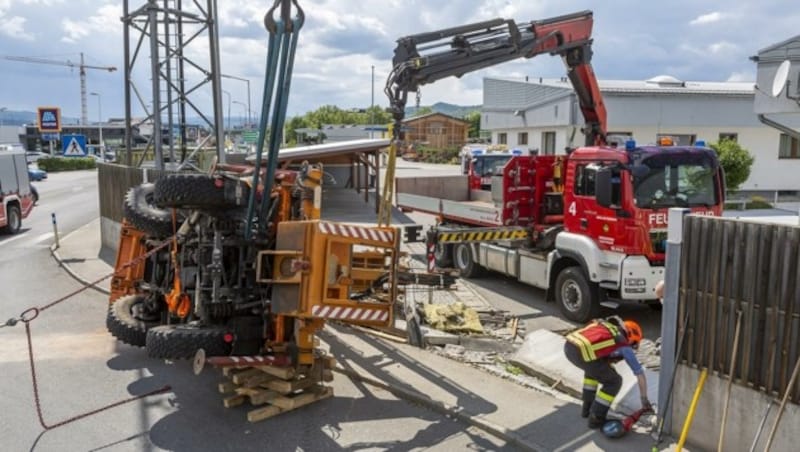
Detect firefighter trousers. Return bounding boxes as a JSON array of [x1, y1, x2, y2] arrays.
[[563, 341, 622, 419]]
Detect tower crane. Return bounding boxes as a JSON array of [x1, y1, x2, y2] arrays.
[[2, 52, 117, 125]]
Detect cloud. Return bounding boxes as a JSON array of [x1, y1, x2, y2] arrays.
[[61, 4, 121, 44], [0, 15, 32, 40], [690, 11, 725, 25], [726, 71, 754, 82]]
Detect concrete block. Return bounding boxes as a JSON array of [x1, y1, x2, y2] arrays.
[[421, 326, 460, 346], [510, 329, 659, 414]]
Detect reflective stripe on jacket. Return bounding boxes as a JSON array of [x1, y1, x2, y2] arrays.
[[566, 320, 627, 362]]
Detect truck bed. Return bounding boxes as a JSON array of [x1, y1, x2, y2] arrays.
[[395, 175, 503, 227]]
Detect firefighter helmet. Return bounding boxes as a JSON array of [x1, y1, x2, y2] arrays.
[[624, 320, 643, 348]]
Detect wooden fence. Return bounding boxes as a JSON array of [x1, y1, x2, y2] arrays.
[[97, 163, 172, 223], [679, 215, 800, 402]]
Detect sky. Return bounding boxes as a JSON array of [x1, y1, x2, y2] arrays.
[[0, 0, 798, 123]]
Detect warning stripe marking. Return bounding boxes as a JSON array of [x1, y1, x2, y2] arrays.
[[437, 228, 529, 243], [311, 305, 389, 322], [319, 222, 394, 244]]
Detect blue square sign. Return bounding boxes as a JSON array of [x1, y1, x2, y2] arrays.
[[62, 134, 87, 157]]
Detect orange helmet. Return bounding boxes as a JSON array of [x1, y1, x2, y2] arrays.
[[624, 320, 643, 348]]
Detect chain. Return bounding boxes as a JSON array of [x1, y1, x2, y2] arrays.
[[2, 236, 175, 430]]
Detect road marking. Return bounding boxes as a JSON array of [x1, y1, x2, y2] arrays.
[[31, 232, 54, 244], [0, 233, 29, 247]]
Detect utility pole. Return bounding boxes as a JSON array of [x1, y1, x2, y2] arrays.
[[370, 65, 375, 138], [222, 74, 251, 128], [90, 92, 103, 153]]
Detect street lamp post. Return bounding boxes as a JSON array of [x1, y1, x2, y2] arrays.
[[90, 92, 103, 154], [233, 101, 247, 128], [221, 74, 251, 128], [222, 89, 231, 131]]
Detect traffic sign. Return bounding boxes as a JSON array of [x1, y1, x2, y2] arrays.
[[62, 134, 87, 157], [242, 130, 259, 144], [41, 133, 61, 141]]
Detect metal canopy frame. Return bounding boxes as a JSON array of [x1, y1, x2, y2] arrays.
[[122, 0, 225, 168]]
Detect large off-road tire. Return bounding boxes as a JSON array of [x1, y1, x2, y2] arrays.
[[153, 174, 248, 209], [146, 324, 231, 360], [2, 204, 21, 234], [555, 266, 600, 323], [454, 243, 484, 278], [106, 294, 162, 347], [433, 243, 453, 268], [123, 183, 175, 237]]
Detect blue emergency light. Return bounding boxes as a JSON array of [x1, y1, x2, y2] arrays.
[[625, 140, 636, 151], [695, 140, 706, 147]]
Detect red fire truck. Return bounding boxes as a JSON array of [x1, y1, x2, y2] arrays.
[[387, 11, 726, 321], [0, 148, 36, 234]]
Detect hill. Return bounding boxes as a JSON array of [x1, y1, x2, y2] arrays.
[[405, 102, 480, 118]]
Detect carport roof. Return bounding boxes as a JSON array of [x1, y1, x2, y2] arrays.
[[246, 138, 390, 163]]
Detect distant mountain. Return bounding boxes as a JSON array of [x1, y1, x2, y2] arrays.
[[0, 110, 80, 126], [405, 102, 481, 118]]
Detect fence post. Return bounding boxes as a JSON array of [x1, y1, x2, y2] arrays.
[[658, 207, 690, 433]]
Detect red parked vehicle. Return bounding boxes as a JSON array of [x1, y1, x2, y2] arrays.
[[0, 149, 36, 234]]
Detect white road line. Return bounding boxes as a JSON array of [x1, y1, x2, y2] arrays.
[[0, 233, 28, 247], [31, 232, 54, 244]]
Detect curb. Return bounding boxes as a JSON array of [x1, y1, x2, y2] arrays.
[[333, 365, 549, 452], [50, 243, 110, 296]]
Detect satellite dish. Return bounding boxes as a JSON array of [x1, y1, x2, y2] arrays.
[[771, 60, 792, 97]]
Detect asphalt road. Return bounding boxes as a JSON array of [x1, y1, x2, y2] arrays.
[[0, 169, 510, 451]]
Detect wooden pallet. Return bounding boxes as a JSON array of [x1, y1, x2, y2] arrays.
[[217, 355, 336, 422]]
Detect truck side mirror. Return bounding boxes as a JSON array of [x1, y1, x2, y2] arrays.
[[595, 168, 618, 208]]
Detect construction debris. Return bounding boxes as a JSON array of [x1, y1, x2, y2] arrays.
[[422, 302, 484, 334]]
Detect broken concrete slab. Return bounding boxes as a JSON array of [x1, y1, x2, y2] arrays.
[[510, 329, 659, 415], [421, 326, 460, 346]]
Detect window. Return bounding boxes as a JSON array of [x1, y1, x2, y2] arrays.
[[574, 164, 597, 197], [518, 132, 528, 145], [779, 134, 800, 159], [498, 133, 507, 145], [718, 133, 737, 143], [542, 131, 556, 155]]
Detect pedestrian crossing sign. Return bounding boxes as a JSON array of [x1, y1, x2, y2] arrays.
[[62, 134, 87, 157]]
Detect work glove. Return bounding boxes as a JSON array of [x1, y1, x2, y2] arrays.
[[641, 397, 653, 412]]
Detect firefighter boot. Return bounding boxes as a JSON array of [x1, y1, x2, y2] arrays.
[[581, 378, 599, 418], [581, 389, 595, 418], [587, 401, 611, 429]]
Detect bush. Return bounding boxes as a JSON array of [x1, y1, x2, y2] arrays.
[[37, 157, 97, 172], [746, 195, 772, 210], [417, 146, 461, 164]]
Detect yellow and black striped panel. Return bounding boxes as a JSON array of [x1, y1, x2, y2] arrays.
[[437, 228, 529, 243]]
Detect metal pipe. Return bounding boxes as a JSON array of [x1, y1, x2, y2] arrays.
[[717, 310, 744, 452], [148, 0, 163, 169], [763, 357, 800, 451]]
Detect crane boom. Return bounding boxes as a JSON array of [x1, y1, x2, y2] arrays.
[[2, 52, 117, 125], [386, 10, 606, 147]]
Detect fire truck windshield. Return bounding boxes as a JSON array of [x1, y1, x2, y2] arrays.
[[474, 155, 513, 177], [633, 160, 718, 209]]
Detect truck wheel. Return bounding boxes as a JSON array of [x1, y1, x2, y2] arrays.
[[146, 324, 232, 360], [555, 266, 599, 323], [124, 184, 176, 237], [106, 294, 161, 347], [2, 204, 21, 234], [154, 174, 248, 209], [454, 243, 484, 278], [433, 243, 453, 268]]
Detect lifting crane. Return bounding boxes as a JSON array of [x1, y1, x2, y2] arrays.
[[2, 52, 117, 125]]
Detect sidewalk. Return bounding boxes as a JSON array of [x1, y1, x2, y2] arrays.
[[51, 219, 682, 451]]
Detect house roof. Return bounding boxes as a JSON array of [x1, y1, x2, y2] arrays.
[[486, 76, 755, 97], [402, 112, 469, 124], [753, 35, 800, 59]]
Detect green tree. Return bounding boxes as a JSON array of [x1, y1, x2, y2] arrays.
[[710, 138, 755, 192], [410, 106, 433, 117], [463, 110, 481, 138]]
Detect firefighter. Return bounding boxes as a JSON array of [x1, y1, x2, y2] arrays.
[[563, 316, 651, 428]]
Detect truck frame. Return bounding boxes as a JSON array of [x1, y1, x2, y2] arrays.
[[386, 10, 726, 322]]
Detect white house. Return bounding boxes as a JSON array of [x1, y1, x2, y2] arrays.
[[482, 75, 800, 192]]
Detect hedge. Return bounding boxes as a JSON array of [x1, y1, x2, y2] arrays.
[[36, 157, 97, 172]]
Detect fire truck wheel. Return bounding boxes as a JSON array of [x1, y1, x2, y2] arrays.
[[123, 184, 176, 237], [146, 324, 232, 360], [2, 204, 21, 234], [555, 266, 599, 323], [433, 243, 453, 267], [106, 294, 161, 347], [154, 174, 248, 209], [454, 243, 484, 278]]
